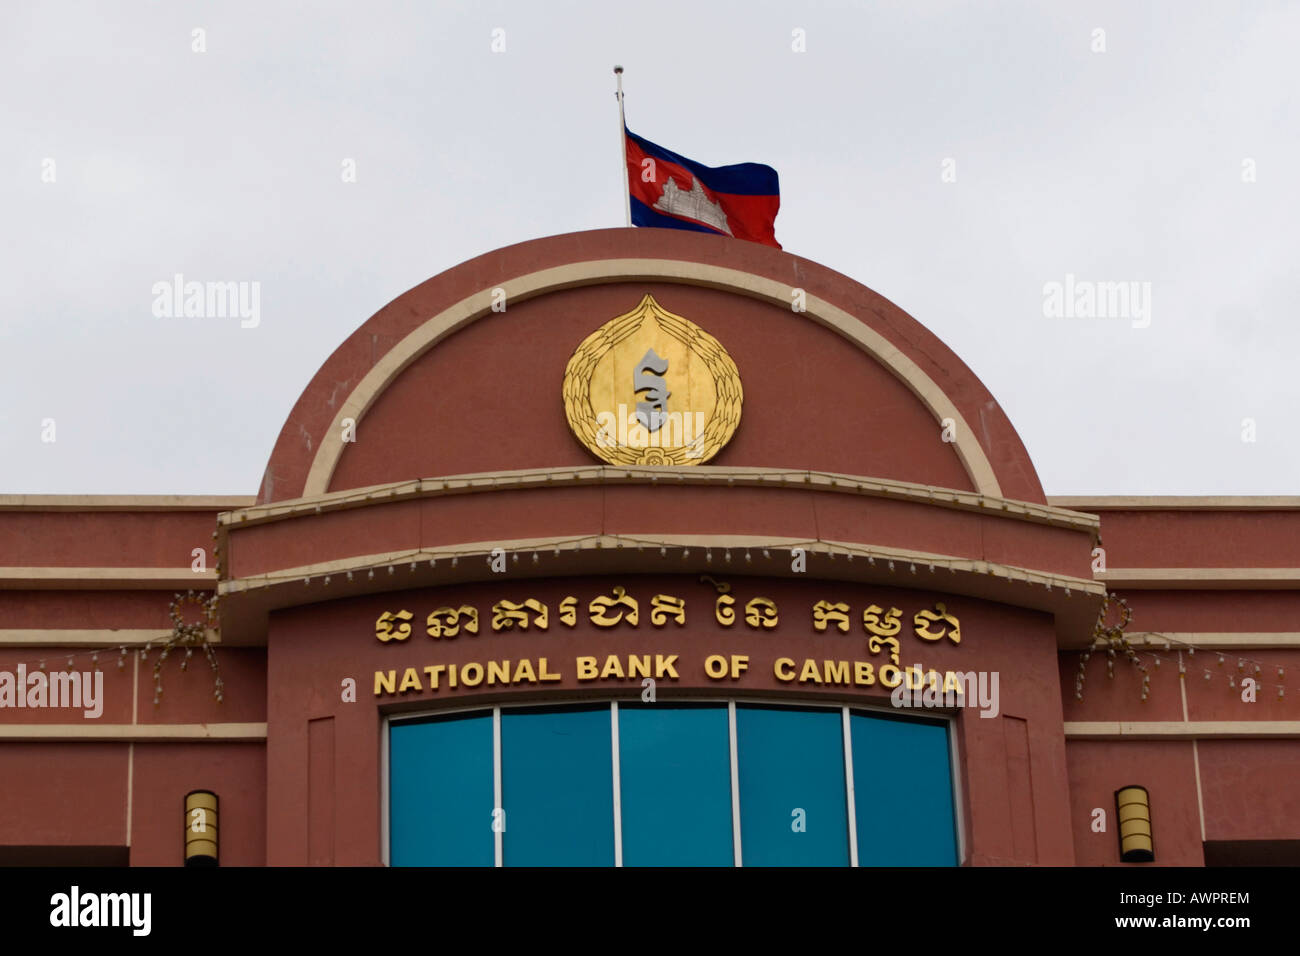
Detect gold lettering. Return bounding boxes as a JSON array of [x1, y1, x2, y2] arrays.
[[461, 662, 483, 687], [650, 594, 686, 626], [589, 586, 639, 627], [704, 654, 728, 679], [492, 599, 549, 631], [512, 659, 537, 683], [863, 604, 903, 638], [628, 655, 651, 678], [701, 576, 735, 625], [558, 597, 577, 627], [744, 597, 778, 629], [824, 660, 849, 684], [914, 603, 961, 644], [376, 610, 413, 643], [398, 667, 421, 693], [654, 654, 679, 679], [426, 664, 445, 689], [854, 661, 875, 686], [374, 670, 396, 695], [880, 664, 902, 688], [775, 658, 795, 681], [600, 655, 625, 679], [799, 659, 822, 684], [427, 605, 478, 639], [577, 656, 598, 680], [538, 657, 562, 682], [487, 660, 510, 685], [812, 601, 851, 633], [867, 633, 901, 666]]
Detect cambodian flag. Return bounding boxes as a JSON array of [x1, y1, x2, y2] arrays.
[[625, 127, 781, 249]]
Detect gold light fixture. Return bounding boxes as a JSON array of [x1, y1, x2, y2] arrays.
[[184, 790, 219, 867], [1115, 785, 1153, 862]]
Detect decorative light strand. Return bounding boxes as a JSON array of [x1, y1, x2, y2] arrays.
[[152, 590, 223, 706], [1076, 604, 1294, 704]]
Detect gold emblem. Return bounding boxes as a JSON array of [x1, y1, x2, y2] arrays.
[[562, 294, 743, 465]]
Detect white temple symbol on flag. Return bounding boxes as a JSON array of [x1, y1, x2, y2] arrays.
[[652, 177, 734, 236]]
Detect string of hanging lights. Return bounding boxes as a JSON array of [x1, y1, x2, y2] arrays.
[[1075, 594, 1292, 703], [0, 589, 224, 708], [4, 535, 1288, 708], [151, 590, 223, 707], [261, 532, 1093, 593]]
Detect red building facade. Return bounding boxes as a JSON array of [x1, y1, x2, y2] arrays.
[[1, 228, 1296, 866]]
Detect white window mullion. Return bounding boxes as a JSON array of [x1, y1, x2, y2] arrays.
[[842, 706, 858, 867], [729, 700, 742, 867], [947, 718, 966, 865], [493, 706, 503, 867], [611, 702, 623, 867]]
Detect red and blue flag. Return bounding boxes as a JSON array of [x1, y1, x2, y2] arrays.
[[625, 127, 781, 248]]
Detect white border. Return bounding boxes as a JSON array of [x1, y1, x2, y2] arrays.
[[728, 700, 743, 867], [842, 706, 859, 867], [493, 706, 503, 867], [947, 718, 967, 865]]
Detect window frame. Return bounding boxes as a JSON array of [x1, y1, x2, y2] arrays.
[[382, 696, 964, 867]]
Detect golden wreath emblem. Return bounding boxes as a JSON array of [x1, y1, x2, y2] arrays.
[[562, 294, 743, 465]]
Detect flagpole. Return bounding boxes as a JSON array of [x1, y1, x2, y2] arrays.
[[614, 65, 631, 227]]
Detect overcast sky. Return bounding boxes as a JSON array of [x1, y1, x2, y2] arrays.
[[2, 1, 1296, 496]]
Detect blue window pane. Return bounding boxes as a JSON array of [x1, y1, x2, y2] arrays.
[[736, 705, 849, 866], [502, 706, 614, 866], [389, 712, 494, 866], [619, 704, 733, 866], [851, 712, 957, 866]]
